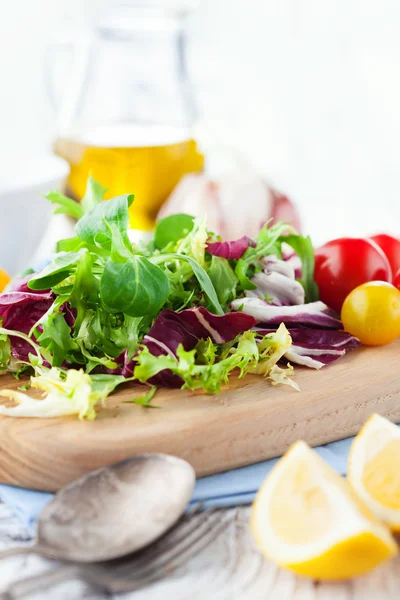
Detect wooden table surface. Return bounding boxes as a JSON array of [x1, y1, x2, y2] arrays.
[[0, 503, 398, 600]]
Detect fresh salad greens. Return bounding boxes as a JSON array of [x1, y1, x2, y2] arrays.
[[0, 177, 358, 419]]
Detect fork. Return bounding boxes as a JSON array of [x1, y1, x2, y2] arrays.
[[0, 507, 233, 599]]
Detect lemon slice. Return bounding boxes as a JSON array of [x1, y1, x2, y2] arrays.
[[348, 413, 400, 531], [250, 441, 397, 580]]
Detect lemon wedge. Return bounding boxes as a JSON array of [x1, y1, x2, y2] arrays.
[[250, 441, 397, 580], [348, 413, 400, 531]]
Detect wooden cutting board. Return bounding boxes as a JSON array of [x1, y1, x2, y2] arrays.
[[0, 341, 399, 492]]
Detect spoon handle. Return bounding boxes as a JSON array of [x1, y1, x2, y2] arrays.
[[0, 564, 79, 599]]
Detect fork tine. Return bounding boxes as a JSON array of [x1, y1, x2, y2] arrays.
[[92, 509, 233, 594], [105, 508, 219, 577], [87, 505, 215, 580], [120, 508, 218, 569]]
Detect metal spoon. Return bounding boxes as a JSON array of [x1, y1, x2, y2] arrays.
[[0, 453, 195, 563]]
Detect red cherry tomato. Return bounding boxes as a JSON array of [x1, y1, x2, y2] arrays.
[[314, 238, 392, 313], [394, 268, 400, 290], [369, 234, 400, 276]]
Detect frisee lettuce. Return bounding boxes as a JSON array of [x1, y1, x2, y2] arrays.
[[134, 324, 293, 394], [0, 369, 130, 419]]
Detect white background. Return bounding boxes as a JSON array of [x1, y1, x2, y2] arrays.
[[1, 0, 400, 239]]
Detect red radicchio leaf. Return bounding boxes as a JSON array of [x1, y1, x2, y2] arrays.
[[206, 236, 254, 260], [254, 327, 359, 369], [231, 298, 342, 329], [0, 291, 54, 361]]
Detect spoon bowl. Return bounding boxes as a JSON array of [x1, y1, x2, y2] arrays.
[[33, 454, 195, 562]]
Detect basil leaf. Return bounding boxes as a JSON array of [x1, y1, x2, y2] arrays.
[[28, 251, 84, 290], [46, 190, 84, 220], [283, 234, 319, 302], [100, 256, 170, 317], [76, 194, 134, 251], [208, 256, 238, 307], [154, 214, 194, 250], [152, 253, 224, 315]]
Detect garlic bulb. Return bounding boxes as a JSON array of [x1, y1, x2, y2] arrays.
[[157, 172, 301, 240]]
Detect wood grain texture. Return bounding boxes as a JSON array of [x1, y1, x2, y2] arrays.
[[0, 341, 399, 491], [0, 504, 398, 599]]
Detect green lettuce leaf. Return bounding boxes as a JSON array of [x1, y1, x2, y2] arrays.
[[76, 193, 134, 251], [154, 214, 195, 250], [100, 256, 170, 317], [28, 251, 84, 290], [208, 256, 238, 307]]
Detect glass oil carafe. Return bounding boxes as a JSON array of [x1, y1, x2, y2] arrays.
[[51, 2, 204, 231]]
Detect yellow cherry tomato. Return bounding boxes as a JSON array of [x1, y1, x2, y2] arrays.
[[341, 281, 400, 345], [0, 268, 10, 293]]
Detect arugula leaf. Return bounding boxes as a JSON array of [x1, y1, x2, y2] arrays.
[[283, 234, 319, 302], [154, 214, 194, 250], [46, 190, 84, 220], [81, 175, 107, 213], [208, 256, 238, 307], [28, 251, 84, 290], [152, 253, 224, 315], [76, 194, 134, 251], [100, 256, 170, 317], [252, 221, 294, 258], [47, 176, 106, 222]]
